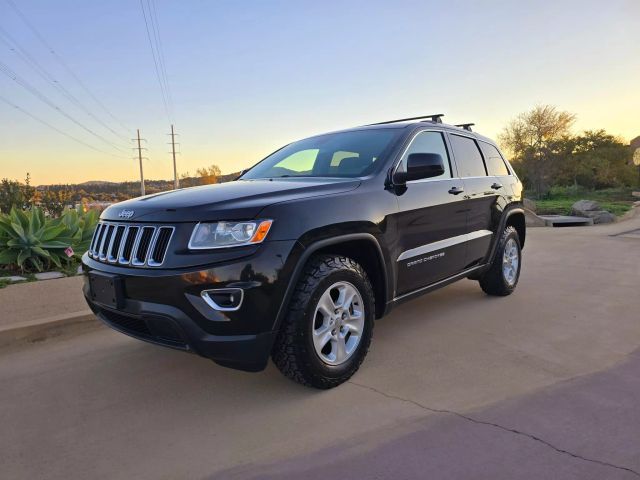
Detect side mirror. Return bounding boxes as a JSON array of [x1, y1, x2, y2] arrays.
[[393, 153, 445, 185]]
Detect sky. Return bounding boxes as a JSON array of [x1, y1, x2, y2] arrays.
[[0, 0, 638, 185]]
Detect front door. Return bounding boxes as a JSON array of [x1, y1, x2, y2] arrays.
[[394, 130, 468, 296]]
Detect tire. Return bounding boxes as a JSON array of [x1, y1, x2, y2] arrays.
[[272, 254, 375, 389], [478, 226, 521, 296]]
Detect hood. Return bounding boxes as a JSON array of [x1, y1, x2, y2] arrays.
[[101, 177, 361, 222]]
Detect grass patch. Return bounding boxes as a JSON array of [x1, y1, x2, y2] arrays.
[[530, 187, 636, 217], [535, 199, 632, 216]]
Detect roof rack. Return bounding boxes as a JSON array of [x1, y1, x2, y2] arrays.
[[455, 123, 475, 132], [367, 114, 444, 126]]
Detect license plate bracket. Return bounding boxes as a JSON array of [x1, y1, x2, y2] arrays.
[[89, 272, 123, 308]]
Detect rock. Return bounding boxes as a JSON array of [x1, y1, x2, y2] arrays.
[[523, 198, 537, 212], [6, 276, 27, 283], [34, 271, 65, 281], [524, 209, 547, 227], [571, 200, 601, 216], [632, 191, 640, 198], [582, 210, 616, 224]]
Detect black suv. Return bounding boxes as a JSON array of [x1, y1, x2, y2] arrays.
[[82, 115, 525, 389]]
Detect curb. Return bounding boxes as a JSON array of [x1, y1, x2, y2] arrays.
[[0, 310, 101, 348]]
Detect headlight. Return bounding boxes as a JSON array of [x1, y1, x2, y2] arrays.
[[188, 220, 273, 249]]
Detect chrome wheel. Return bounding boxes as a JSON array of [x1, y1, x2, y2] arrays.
[[502, 238, 519, 286], [312, 281, 365, 366]]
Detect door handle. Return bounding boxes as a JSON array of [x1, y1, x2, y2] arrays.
[[491, 182, 503, 190], [448, 186, 464, 195]]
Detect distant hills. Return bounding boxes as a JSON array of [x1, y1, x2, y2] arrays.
[[77, 180, 120, 186], [34, 172, 242, 204]]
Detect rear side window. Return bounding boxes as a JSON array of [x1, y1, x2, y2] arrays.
[[449, 134, 487, 177], [401, 131, 451, 179], [480, 142, 510, 176]]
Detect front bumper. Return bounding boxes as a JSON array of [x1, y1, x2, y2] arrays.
[[82, 240, 300, 372]]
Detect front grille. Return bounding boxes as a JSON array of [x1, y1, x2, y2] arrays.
[[88, 221, 175, 267]]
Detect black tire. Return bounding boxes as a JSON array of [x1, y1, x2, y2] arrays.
[[478, 226, 521, 296], [272, 254, 375, 389]]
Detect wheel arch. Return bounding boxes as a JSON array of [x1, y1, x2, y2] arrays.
[[484, 207, 526, 266], [272, 234, 389, 333], [505, 209, 526, 249]]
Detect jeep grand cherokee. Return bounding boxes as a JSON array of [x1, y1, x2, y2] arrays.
[[82, 114, 525, 389]]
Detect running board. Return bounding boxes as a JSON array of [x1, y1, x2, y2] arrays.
[[391, 264, 488, 304]]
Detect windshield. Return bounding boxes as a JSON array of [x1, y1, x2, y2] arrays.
[[240, 129, 400, 179]]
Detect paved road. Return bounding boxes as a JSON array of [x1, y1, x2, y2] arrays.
[[2, 215, 639, 479]]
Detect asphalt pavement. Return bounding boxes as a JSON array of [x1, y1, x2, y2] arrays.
[[1, 214, 639, 479]]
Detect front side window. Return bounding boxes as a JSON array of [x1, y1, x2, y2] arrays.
[[241, 129, 400, 179], [479, 142, 510, 176], [400, 131, 451, 179], [449, 134, 487, 177]]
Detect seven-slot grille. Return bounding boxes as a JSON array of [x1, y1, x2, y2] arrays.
[[88, 222, 175, 267]]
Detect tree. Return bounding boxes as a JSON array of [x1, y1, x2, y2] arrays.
[[23, 173, 36, 208], [0, 179, 25, 213], [40, 188, 72, 217], [498, 105, 576, 196], [569, 131, 635, 189], [196, 164, 222, 185]]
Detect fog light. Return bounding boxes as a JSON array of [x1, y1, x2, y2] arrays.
[[201, 288, 244, 311]]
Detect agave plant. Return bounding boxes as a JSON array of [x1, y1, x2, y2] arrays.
[[0, 207, 74, 271], [60, 208, 99, 259]]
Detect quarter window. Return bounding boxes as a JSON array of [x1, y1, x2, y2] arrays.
[[401, 131, 451, 179], [479, 142, 510, 176], [449, 134, 487, 177]]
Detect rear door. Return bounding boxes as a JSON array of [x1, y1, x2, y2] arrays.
[[479, 141, 518, 201], [447, 133, 499, 267], [394, 130, 468, 295]]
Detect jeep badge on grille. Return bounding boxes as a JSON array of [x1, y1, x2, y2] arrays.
[[118, 209, 135, 219]]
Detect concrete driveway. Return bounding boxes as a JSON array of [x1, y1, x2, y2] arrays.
[[1, 214, 639, 479]]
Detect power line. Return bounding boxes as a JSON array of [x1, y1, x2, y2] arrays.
[[4, 0, 131, 135], [140, 0, 173, 122], [0, 94, 128, 158], [0, 59, 128, 152], [147, 0, 173, 115], [0, 25, 130, 143]]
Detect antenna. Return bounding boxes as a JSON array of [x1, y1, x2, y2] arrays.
[[367, 114, 444, 125], [455, 123, 475, 132]]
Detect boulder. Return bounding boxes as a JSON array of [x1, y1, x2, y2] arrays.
[[523, 198, 537, 212], [571, 200, 601, 216], [582, 210, 616, 224], [524, 209, 547, 227]]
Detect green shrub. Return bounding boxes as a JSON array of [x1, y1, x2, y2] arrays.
[[0, 207, 99, 272]]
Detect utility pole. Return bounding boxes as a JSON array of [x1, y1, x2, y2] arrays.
[[169, 124, 179, 189], [133, 129, 147, 196]]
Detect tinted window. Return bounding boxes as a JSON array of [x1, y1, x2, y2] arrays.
[[241, 129, 399, 179], [449, 134, 487, 177], [479, 142, 510, 176], [401, 131, 451, 179]]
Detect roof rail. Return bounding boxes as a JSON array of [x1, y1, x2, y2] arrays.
[[455, 123, 475, 132], [367, 114, 444, 126]]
